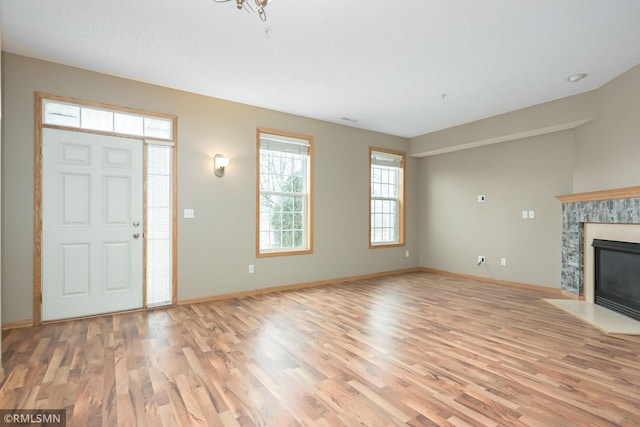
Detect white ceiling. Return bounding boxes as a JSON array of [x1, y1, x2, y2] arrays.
[[2, 0, 640, 138]]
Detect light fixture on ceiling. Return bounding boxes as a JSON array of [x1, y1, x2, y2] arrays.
[[214, 154, 231, 177], [567, 73, 587, 83], [213, 0, 272, 21]]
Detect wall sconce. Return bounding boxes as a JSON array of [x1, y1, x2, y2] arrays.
[[214, 154, 230, 177]]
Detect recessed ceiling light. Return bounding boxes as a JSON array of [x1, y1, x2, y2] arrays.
[[567, 73, 587, 83]]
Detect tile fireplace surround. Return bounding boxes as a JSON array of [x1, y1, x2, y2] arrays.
[[557, 186, 640, 296]]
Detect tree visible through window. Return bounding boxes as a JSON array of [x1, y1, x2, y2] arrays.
[[370, 147, 405, 247], [257, 129, 313, 256]]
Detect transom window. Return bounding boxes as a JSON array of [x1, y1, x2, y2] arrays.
[[257, 128, 313, 256], [43, 99, 173, 140], [370, 147, 405, 247]]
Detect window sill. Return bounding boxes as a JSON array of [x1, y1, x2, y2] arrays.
[[257, 248, 313, 258], [370, 242, 405, 249]]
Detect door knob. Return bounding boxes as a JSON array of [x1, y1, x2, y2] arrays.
[[133, 233, 140, 239]]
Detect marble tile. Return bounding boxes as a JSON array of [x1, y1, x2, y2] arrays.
[[545, 299, 640, 335], [560, 197, 640, 295]]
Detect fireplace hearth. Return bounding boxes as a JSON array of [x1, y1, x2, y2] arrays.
[[592, 239, 640, 322]]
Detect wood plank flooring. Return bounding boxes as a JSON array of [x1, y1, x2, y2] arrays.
[[2, 272, 640, 426]]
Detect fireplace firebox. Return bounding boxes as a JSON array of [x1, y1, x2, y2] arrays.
[[592, 239, 640, 322]]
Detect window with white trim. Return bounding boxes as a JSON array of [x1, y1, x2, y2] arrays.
[[370, 147, 405, 247], [257, 129, 313, 256]]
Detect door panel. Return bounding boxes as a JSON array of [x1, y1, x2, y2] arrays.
[[103, 242, 131, 292], [59, 142, 91, 166], [103, 176, 131, 225], [42, 128, 143, 321], [60, 244, 90, 296], [60, 173, 91, 226]]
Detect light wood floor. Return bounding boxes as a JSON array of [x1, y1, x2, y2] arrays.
[[2, 272, 640, 426]]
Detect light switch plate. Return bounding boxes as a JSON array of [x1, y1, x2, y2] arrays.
[[529, 210, 535, 219], [522, 210, 528, 219], [184, 208, 194, 219]]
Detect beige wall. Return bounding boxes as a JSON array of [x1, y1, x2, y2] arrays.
[[1, 53, 419, 323], [2, 50, 638, 323], [414, 63, 639, 288], [409, 92, 596, 158], [573, 65, 640, 192], [418, 132, 573, 287]]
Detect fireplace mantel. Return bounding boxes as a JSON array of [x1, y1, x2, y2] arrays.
[[556, 186, 640, 203]]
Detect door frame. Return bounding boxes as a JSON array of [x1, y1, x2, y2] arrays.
[[33, 92, 178, 325]]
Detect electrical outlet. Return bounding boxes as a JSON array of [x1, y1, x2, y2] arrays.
[[478, 255, 486, 265], [477, 195, 486, 203], [500, 258, 507, 266], [248, 264, 254, 274]]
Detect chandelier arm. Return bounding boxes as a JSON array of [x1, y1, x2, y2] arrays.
[[212, 0, 270, 20], [242, 0, 270, 12], [242, 1, 257, 12]]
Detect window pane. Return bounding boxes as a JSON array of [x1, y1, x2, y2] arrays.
[[144, 117, 172, 139], [114, 113, 144, 136], [81, 107, 114, 132], [147, 144, 172, 306], [282, 231, 293, 246], [260, 150, 306, 194], [43, 101, 80, 127], [147, 240, 172, 306], [374, 213, 382, 228]]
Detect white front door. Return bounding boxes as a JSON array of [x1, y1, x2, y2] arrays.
[[42, 128, 144, 321]]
